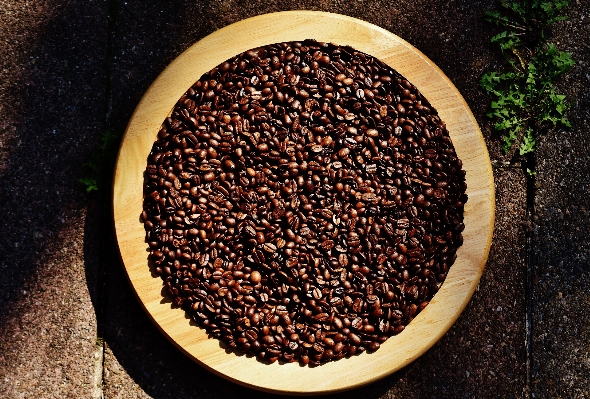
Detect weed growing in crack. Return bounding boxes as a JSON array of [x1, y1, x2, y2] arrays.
[[480, 0, 574, 172], [79, 129, 121, 193]]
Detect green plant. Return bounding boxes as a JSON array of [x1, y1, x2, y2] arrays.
[[79, 129, 121, 193], [480, 0, 574, 160]]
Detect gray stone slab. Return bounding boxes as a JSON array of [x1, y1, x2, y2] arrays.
[[530, 5, 590, 398], [0, 0, 108, 398]]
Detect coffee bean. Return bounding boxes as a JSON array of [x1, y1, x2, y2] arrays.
[[348, 332, 361, 345], [312, 287, 322, 299], [369, 342, 380, 351], [250, 270, 262, 284], [142, 39, 467, 366], [262, 335, 276, 345], [262, 242, 277, 253]]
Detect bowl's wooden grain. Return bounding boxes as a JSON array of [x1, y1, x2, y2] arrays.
[[113, 11, 495, 395]]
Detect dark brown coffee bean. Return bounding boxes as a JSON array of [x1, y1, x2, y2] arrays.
[[262, 335, 276, 345], [369, 342, 380, 351], [338, 253, 349, 267], [348, 332, 361, 345], [262, 242, 277, 253], [312, 287, 322, 299], [351, 317, 363, 330]]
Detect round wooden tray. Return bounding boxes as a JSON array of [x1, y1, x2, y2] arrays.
[[113, 11, 494, 395]]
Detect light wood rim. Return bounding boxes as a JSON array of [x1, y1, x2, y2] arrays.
[[113, 10, 495, 395]]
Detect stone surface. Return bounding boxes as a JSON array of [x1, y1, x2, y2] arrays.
[[530, 4, 590, 398], [0, 1, 108, 398]]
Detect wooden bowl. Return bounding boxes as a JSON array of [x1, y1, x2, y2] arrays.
[[113, 10, 495, 395]]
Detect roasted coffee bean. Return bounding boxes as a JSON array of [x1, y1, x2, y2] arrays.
[[262, 242, 277, 253], [312, 287, 322, 299], [338, 253, 349, 267], [142, 40, 467, 366], [348, 332, 362, 345], [369, 342, 380, 351], [250, 270, 262, 284]]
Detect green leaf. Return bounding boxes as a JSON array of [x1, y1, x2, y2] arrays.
[[99, 129, 119, 151], [485, 10, 503, 22], [79, 177, 99, 193], [504, 1, 527, 20], [526, 168, 537, 176], [538, 89, 571, 127], [519, 128, 536, 155], [480, 72, 500, 94], [502, 128, 520, 154], [485, 11, 512, 26], [491, 31, 523, 52], [78, 129, 122, 193]]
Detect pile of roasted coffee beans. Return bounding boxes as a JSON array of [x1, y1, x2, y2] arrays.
[[141, 40, 467, 365]]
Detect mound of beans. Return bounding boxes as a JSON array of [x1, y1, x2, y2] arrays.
[[141, 40, 467, 366]]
